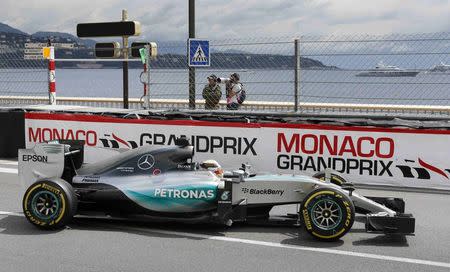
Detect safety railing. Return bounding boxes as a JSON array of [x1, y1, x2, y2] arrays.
[[2, 95, 450, 117]]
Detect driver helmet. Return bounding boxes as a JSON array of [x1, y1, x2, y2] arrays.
[[200, 160, 223, 178]]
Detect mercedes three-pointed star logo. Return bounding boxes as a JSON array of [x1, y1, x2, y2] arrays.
[[137, 154, 155, 170]]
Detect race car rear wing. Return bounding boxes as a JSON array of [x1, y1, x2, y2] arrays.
[[59, 140, 85, 170], [18, 140, 85, 189]]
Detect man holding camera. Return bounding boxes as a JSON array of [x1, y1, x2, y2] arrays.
[[217, 73, 243, 110], [202, 74, 222, 110]]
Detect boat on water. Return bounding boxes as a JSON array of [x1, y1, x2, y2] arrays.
[[426, 62, 450, 74], [76, 63, 103, 69], [356, 61, 419, 77]]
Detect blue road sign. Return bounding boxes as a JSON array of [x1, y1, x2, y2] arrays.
[[188, 39, 210, 67]]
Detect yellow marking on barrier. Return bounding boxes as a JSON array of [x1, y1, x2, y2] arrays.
[[42, 47, 51, 59]]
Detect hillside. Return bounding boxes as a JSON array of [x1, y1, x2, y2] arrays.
[[0, 22, 334, 69], [0, 22, 28, 35]]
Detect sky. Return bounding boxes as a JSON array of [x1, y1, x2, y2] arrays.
[[1, 0, 449, 40]]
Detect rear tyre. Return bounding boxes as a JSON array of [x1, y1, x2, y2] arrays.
[[313, 172, 348, 187], [22, 178, 77, 229], [300, 188, 355, 241]]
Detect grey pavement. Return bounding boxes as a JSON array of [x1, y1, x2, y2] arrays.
[[0, 159, 449, 272]]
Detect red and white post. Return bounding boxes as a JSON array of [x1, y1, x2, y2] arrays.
[[143, 62, 148, 97], [47, 46, 56, 105], [143, 44, 151, 109]]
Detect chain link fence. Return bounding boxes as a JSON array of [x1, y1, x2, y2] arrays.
[[149, 38, 297, 110], [300, 32, 450, 106], [0, 44, 48, 103], [0, 32, 449, 112]]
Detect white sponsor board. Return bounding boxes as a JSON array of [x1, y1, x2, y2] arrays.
[[24, 112, 450, 189], [23, 55, 44, 60], [25, 43, 74, 49], [24, 42, 74, 60]]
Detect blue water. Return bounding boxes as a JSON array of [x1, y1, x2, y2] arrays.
[[1, 68, 449, 105]]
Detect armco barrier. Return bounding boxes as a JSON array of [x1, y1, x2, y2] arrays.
[[1, 96, 450, 117], [0, 110, 25, 158], [23, 111, 450, 190]]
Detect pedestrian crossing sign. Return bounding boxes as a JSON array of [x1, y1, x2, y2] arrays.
[[188, 39, 210, 67]]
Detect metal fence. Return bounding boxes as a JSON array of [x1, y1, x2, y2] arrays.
[[0, 44, 48, 99], [0, 32, 449, 114]]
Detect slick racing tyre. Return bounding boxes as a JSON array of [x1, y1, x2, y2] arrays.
[[22, 178, 77, 230], [313, 172, 347, 187], [300, 188, 355, 241]]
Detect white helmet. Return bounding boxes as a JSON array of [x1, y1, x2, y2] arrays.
[[200, 160, 223, 178]]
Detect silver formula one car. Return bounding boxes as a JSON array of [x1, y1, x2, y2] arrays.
[[18, 139, 415, 241]]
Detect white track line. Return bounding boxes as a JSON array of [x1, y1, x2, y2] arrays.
[[1, 210, 449, 269], [0, 167, 18, 174], [0, 161, 18, 166], [0, 211, 22, 216], [131, 228, 450, 269]]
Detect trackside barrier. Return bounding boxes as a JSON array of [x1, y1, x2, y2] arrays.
[[23, 112, 450, 190], [1, 96, 450, 117], [0, 111, 25, 157]]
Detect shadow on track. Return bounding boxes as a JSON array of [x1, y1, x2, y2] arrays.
[[72, 217, 347, 248], [0, 215, 64, 235], [281, 233, 345, 248], [352, 234, 409, 247], [0, 215, 410, 249], [70, 217, 227, 240]]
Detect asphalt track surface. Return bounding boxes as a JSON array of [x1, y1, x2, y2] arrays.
[[0, 159, 450, 272]]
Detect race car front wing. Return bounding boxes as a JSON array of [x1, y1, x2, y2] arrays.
[[366, 212, 415, 235]]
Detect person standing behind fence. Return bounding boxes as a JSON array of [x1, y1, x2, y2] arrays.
[[202, 74, 222, 110], [218, 73, 243, 110]]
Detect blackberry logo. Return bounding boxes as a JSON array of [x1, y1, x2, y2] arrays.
[[241, 188, 284, 196]]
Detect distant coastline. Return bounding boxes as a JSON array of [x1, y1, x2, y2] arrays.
[[0, 22, 335, 70]]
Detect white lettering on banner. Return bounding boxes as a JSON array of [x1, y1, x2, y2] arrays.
[[24, 113, 450, 189]]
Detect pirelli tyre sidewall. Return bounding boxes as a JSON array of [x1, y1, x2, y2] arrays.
[[313, 172, 347, 187], [300, 188, 355, 241], [22, 178, 77, 229]]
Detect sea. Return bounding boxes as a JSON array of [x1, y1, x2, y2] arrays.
[[2, 68, 450, 106]]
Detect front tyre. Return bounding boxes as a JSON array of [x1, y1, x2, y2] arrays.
[[300, 188, 355, 241], [22, 179, 77, 229], [313, 172, 348, 187]]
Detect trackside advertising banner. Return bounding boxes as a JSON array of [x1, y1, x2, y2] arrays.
[[25, 112, 450, 190]]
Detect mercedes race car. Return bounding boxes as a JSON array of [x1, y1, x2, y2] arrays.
[[18, 139, 415, 241]]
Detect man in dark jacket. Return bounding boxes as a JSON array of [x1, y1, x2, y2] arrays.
[[202, 74, 222, 110]]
